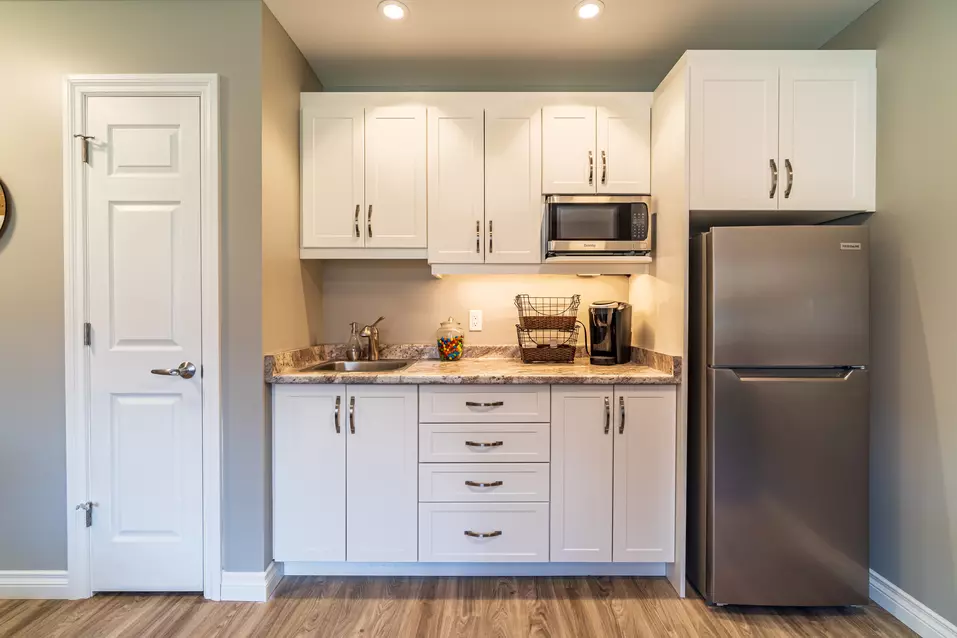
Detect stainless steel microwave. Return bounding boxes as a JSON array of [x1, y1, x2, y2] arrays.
[[544, 195, 653, 259]]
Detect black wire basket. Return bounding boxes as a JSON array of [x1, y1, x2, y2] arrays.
[[516, 324, 581, 364], [514, 294, 582, 330]]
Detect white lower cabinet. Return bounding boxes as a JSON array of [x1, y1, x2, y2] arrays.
[[272, 384, 417, 563], [419, 502, 549, 562], [550, 385, 677, 563]]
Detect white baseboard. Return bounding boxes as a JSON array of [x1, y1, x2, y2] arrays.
[[0, 571, 71, 599], [870, 570, 957, 638], [282, 562, 667, 577], [220, 562, 283, 602]]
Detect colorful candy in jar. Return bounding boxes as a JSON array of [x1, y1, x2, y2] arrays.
[[436, 317, 465, 361]]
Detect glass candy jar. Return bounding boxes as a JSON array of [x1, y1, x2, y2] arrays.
[[436, 317, 465, 361]]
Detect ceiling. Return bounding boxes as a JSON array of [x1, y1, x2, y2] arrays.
[[265, 0, 879, 90]]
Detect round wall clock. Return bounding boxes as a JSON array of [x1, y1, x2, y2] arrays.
[[0, 180, 7, 240]]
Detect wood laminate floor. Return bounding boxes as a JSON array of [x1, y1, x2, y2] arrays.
[[0, 576, 914, 638]]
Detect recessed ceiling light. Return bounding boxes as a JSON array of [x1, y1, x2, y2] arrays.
[[575, 0, 604, 19], [378, 0, 408, 20]]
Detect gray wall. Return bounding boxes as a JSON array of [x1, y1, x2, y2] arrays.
[[826, 0, 957, 624], [0, 0, 267, 573]]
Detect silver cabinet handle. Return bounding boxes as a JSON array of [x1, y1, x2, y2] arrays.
[[465, 440, 504, 448], [465, 480, 504, 488], [151, 361, 196, 380], [488, 220, 493, 253], [465, 530, 502, 538], [465, 401, 504, 408], [334, 395, 341, 434], [367, 205, 373, 237], [349, 396, 356, 434], [619, 395, 625, 435], [476, 220, 480, 253], [601, 150, 607, 185], [354, 205, 360, 238], [604, 396, 610, 434], [784, 159, 794, 199], [770, 159, 778, 198], [588, 150, 594, 185]]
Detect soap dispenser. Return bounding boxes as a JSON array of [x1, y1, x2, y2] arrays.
[[346, 321, 362, 361]]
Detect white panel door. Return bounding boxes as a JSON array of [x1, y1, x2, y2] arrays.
[[690, 65, 780, 210], [427, 106, 485, 263], [542, 106, 597, 194], [613, 386, 677, 563], [272, 386, 346, 562], [485, 101, 543, 263], [550, 387, 613, 562], [86, 96, 203, 591], [779, 65, 876, 212], [346, 385, 418, 562], [597, 102, 651, 194], [301, 104, 364, 248], [365, 106, 427, 248]]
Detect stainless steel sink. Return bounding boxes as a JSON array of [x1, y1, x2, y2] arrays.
[[302, 359, 413, 373]]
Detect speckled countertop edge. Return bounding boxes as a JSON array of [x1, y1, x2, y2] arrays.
[[265, 344, 680, 386]]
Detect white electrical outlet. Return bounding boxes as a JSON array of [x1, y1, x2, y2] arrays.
[[469, 310, 483, 332]]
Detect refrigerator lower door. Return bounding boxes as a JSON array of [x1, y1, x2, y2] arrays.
[[708, 367, 869, 606]]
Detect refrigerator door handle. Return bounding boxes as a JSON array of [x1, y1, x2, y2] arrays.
[[730, 368, 861, 382]]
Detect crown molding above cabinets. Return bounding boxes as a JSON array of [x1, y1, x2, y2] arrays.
[[299, 92, 653, 275]]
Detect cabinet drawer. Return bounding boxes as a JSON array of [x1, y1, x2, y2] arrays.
[[419, 503, 549, 562], [419, 463, 549, 502], [419, 386, 550, 423], [419, 423, 550, 463]]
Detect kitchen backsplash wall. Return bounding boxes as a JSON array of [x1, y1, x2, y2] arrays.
[[320, 260, 630, 345]]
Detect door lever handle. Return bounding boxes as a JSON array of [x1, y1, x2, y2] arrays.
[[150, 362, 196, 380]]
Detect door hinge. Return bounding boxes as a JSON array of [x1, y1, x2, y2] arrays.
[[74, 134, 94, 165], [83, 322, 92, 346], [76, 501, 94, 527]]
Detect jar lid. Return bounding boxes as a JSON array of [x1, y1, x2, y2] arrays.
[[440, 316, 460, 327]]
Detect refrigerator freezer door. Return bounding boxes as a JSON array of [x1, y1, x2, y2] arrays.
[[708, 367, 869, 606], [708, 226, 869, 367]]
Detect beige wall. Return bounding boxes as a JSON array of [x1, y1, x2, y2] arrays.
[[320, 261, 630, 345], [0, 0, 265, 572], [826, 0, 957, 624], [262, 5, 323, 355]]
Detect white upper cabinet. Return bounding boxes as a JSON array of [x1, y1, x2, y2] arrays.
[[689, 64, 780, 211], [778, 65, 876, 212], [613, 386, 677, 563], [597, 102, 652, 194], [686, 52, 876, 212], [365, 106, 428, 248], [485, 100, 543, 264], [542, 105, 597, 194], [301, 104, 364, 248], [427, 106, 485, 264], [543, 97, 651, 195]]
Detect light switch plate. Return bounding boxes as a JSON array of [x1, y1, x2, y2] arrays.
[[469, 310, 483, 332]]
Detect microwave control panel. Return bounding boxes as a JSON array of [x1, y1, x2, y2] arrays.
[[632, 207, 649, 241]]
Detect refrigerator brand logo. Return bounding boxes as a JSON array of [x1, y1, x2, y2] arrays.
[[840, 242, 862, 251]]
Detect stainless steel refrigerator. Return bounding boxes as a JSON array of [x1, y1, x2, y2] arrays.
[[688, 226, 869, 607]]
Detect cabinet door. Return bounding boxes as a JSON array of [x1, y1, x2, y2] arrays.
[[550, 387, 614, 562], [427, 106, 485, 263], [690, 65, 779, 210], [613, 386, 676, 563], [301, 104, 364, 248], [779, 65, 876, 212], [273, 386, 346, 562], [485, 101, 543, 263], [542, 106, 597, 194], [597, 101, 651, 194], [365, 106, 427, 248], [346, 385, 418, 562]]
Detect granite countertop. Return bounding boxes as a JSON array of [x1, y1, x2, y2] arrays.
[[266, 345, 680, 386]]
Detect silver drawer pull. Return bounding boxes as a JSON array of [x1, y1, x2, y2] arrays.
[[465, 440, 504, 448], [464, 530, 502, 539], [465, 401, 504, 408], [465, 480, 504, 488]]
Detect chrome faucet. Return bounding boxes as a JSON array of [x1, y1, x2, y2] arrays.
[[359, 317, 385, 361]]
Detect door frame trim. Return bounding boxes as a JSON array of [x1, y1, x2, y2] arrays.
[[62, 74, 222, 600]]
